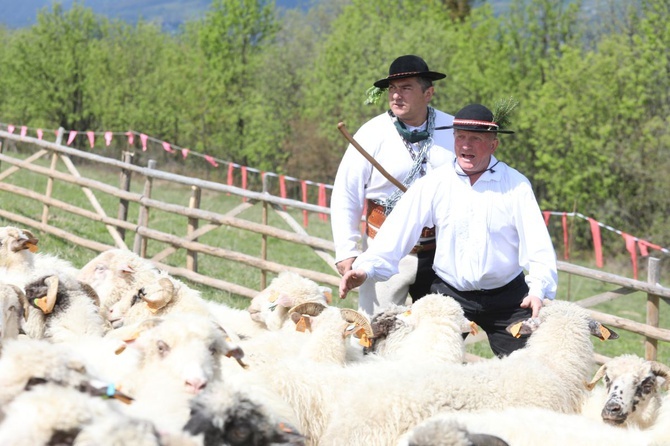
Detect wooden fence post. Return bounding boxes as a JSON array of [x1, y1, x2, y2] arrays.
[[133, 159, 156, 257], [645, 256, 661, 360], [187, 186, 201, 272], [117, 151, 134, 240], [41, 128, 63, 225]]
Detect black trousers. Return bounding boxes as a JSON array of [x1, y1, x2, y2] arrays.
[[430, 273, 531, 357], [408, 248, 438, 302]]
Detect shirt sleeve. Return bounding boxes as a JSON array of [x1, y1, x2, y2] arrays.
[[353, 175, 436, 281]]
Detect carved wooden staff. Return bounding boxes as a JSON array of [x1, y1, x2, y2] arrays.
[[337, 122, 407, 193]]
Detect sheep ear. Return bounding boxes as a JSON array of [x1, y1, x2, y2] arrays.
[[141, 278, 174, 312], [586, 363, 607, 390], [588, 320, 619, 340], [319, 286, 333, 304], [22, 229, 39, 253]]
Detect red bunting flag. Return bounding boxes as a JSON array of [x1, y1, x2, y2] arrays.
[[241, 166, 248, 202], [7, 125, 14, 133], [104, 131, 113, 146], [162, 141, 174, 153], [86, 131, 95, 148], [140, 133, 148, 151], [638, 239, 662, 257], [621, 232, 638, 280], [301, 180, 308, 228], [318, 183, 327, 221], [37, 129, 43, 140], [279, 175, 287, 210], [562, 213, 569, 260], [126, 131, 134, 146], [587, 218, 603, 268], [204, 155, 218, 167], [20, 126, 27, 137], [67, 130, 77, 145], [181, 148, 190, 159]]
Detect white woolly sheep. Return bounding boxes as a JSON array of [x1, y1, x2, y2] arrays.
[[105, 273, 212, 329], [318, 299, 618, 445], [21, 272, 110, 342], [245, 271, 332, 332], [365, 293, 474, 363], [582, 354, 670, 429], [110, 313, 247, 434], [0, 282, 24, 346], [0, 226, 79, 289], [76, 248, 162, 313], [0, 383, 162, 446], [398, 400, 670, 446]]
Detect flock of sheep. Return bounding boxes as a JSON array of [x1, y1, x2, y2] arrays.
[[0, 224, 669, 446]]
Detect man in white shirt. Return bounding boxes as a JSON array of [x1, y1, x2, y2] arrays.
[[339, 103, 558, 356], [330, 55, 455, 319]]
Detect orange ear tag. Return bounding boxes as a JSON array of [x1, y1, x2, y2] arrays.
[[358, 333, 371, 348], [469, 321, 479, 336], [509, 322, 523, 338], [26, 243, 38, 253], [403, 310, 412, 316], [599, 325, 611, 341], [295, 316, 308, 332], [268, 290, 279, 303]]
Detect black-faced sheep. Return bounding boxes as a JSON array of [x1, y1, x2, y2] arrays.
[[583, 354, 670, 429]]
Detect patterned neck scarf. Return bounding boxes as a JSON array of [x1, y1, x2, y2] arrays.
[[382, 107, 436, 214]]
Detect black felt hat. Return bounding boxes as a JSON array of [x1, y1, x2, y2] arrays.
[[437, 103, 515, 134], [373, 55, 446, 89]]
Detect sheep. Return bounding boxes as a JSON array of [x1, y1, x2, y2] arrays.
[[0, 383, 163, 446], [398, 399, 670, 446], [105, 273, 212, 329], [76, 248, 163, 313], [0, 226, 78, 289], [318, 299, 619, 445], [0, 282, 25, 346], [582, 354, 670, 429], [245, 271, 332, 332], [398, 417, 509, 446], [183, 378, 306, 446], [108, 313, 248, 434], [21, 272, 110, 342], [364, 293, 474, 363]]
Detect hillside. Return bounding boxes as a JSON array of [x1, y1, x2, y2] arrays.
[[0, 0, 311, 30]]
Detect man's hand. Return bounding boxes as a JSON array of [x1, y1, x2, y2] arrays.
[[336, 257, 356, 276], [520, 295, 543, 318], [339, 269, 368, 300]]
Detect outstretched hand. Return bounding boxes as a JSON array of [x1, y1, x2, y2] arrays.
[[520, 295, 543, 318], [339, 269, 368, 300]]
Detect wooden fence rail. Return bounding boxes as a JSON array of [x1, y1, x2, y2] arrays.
[[1, 129, 669, 363]]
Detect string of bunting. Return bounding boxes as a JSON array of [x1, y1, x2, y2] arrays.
[[543, 211, 669, 280], [2, 122, 668, 275], [0, 122, 332, 227]]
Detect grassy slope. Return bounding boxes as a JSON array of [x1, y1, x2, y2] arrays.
[[0, 147, 666, 363]]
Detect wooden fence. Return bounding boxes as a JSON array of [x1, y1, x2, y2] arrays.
[[1, 129, 669, 363]]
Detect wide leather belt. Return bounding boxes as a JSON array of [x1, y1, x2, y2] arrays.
[[365, 199, 436, 254]]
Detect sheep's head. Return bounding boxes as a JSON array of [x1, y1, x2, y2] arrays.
[[107, 277, 175, 328], [505, 305, 619, 341], [0, 283, 26, 341], [0, 226, 38, 269], [117, 314, 242, 395], [586, 354, 670, 427]]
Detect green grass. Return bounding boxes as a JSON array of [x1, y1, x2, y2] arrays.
[[0, 145, 667, 362]]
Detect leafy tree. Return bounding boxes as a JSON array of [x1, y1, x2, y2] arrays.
[[2, 3, 106, 140]]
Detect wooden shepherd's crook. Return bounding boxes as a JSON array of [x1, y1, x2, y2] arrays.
[[337, 122, 407, 193]]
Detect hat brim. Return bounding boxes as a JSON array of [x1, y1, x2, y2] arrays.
[[373, 71, 446, 89], [435, 125, 515, 134]]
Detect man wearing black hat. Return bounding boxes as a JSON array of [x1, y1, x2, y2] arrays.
[[339, 103, 558, 357], [331, 55, 455, 319]]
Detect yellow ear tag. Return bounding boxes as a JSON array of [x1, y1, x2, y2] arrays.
[[26, 242, 38, 253], [509, 322, 523, 338], [469, 321, 479, 336], [358, 333, 371, 348], [114, 344, 127, 355], [403, 310, 412, 316], [268, 290, 279, 303], [323, 291, 333, 305], [33, 297, 52, 314], [295, 316, 308, 332], [599, 325, 611, 341]]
